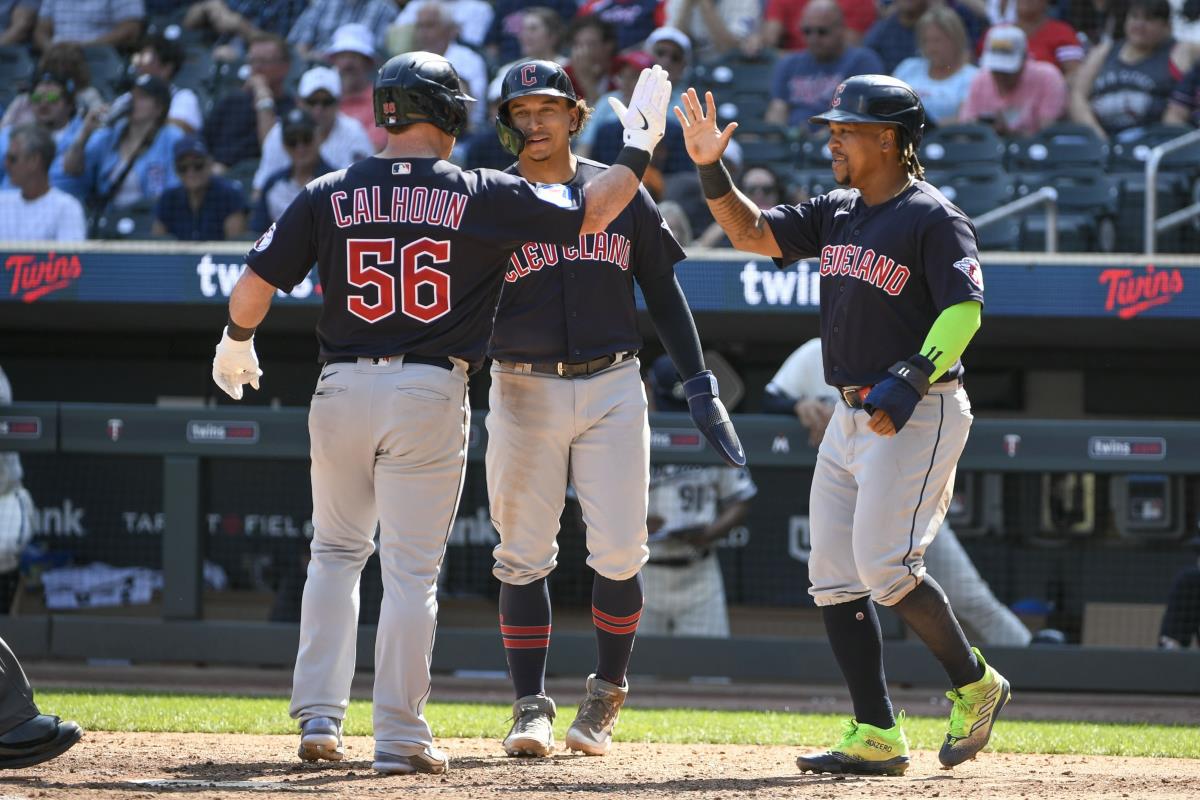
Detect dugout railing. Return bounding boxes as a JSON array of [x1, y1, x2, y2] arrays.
[[0, 403, 1197, 695]]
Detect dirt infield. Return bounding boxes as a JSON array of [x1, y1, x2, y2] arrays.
[[0, 732, 1196, 800]]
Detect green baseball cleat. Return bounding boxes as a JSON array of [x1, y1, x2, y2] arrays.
[[795, 712, 910, 777], [939, 647, 1011, 768]]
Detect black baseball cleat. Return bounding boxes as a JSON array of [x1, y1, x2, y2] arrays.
[[0, 715, 83, 769], [796, 714, 910, 777]]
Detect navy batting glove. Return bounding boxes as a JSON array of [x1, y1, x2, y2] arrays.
[[862, 377, 922, 432], [683, 370, 747, 467], [862, 354, 936, 433]]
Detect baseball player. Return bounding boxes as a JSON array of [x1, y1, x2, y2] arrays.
[[765, 338, 1034, 648], [676, 75, 1009, 775], [211, 51, 674, 776], [486, 60, 745, 760], [642, 355, 756, 638]]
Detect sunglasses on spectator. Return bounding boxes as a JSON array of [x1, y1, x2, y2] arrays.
[[176, 159, 208, 173], [745, 183, 778, 194], [3, 152, 22, 163], [802, 26, 833, 36], [31, 90, 63, 104], [653, 47, 684, 62], [303, 96, 337, 107], [284, 132, 315, 147]]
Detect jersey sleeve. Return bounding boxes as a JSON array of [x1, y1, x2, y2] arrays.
[[472, 170, 586, 246], [761, 197, 826, 268], [244, 186, 317, 291], [766, 337, 833, 401], [630, 186, 687, 283], [921, 215, 985, 311], [717, 467, 758, 506]]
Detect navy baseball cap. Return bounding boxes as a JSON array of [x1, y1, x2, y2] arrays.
[[173, 134, 208, 162], [649, 354, 687, 412]]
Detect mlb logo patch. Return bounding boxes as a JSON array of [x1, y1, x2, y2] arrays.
[[254, 222, 276, 252], [392, 162, 412, 175], [953, 257, 984, 290]]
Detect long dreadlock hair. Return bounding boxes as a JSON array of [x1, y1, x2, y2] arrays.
[[894, 127, 925, 181]]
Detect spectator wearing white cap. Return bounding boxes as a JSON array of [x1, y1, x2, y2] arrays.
[[391, 0, 493, 48], [325, 23, 384, 151], [959, 23, 1066, 137], [252, 66, 372, 192], [665, 0, 762, 62], [645, 26, 693, 85]]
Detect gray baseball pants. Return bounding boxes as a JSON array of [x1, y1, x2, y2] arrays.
[[289, 356, 470, 757], [808, 382, 972, 607]]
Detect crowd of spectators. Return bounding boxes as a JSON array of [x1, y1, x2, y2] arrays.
[[0, 0, 1196, 244]]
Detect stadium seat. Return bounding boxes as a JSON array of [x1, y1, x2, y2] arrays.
[[82, 45, 129, 97], [0, 45, 33, 92], [1006, 122, 1109, 172], [930, 171, 1019, 250], [1107, 126, 1199, 252], [797, 136, 831, 169], [919, 123, 1006, 169], [791, 167, 840, 200], [722, 90, 770, 122], [174, 44, 215, 93], [732, 120, 790, 142], [91, 201, 159, 240], [741, 139, 799, 172], [1016, 168, 1120, 253]]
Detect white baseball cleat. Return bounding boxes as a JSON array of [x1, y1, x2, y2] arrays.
[[373, 746, 450, 775]]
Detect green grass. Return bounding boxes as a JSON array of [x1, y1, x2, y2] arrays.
[[37, 691, 1200, 760]]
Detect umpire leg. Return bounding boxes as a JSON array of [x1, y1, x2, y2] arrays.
[[0, 636, 36, 733]]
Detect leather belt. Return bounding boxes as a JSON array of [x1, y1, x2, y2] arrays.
[[839, 385, 872, 409], [324, 354, 453, 371], [838, 376, 962, 409], [497, 350, 636, 379], [646, 558, 696, 568]]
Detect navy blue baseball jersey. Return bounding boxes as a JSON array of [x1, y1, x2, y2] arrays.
[[488, 157, 686, 363], [762, 181, 985, 387], [246, 157, 586, 364]]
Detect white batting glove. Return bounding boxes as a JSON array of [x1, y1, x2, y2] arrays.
[[212, 327, 262, 401], [608, 64, 672, 154]]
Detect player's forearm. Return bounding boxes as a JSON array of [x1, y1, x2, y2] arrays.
[[701, 501, 750, 545], [919, 300, 982, 381], [640, 273, 705, 379], [228, 268, 277, 331], [579, 165, 640, 235], [707, 191, 781, 257]]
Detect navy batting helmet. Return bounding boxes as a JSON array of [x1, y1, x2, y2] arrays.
[[809, 74, 925, 148], [374, 51, 474, 138], [495, 60, 578, 156]]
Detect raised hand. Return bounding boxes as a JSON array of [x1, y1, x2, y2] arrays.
[[673, 88, 738, 167], [608, 64, 672, 154]]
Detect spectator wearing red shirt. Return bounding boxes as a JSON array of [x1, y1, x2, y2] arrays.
[[978, 0, 1083, 77], [763, 0, 876, 50], [576, 0, 665, 50], [324, 23, 383, 152]]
